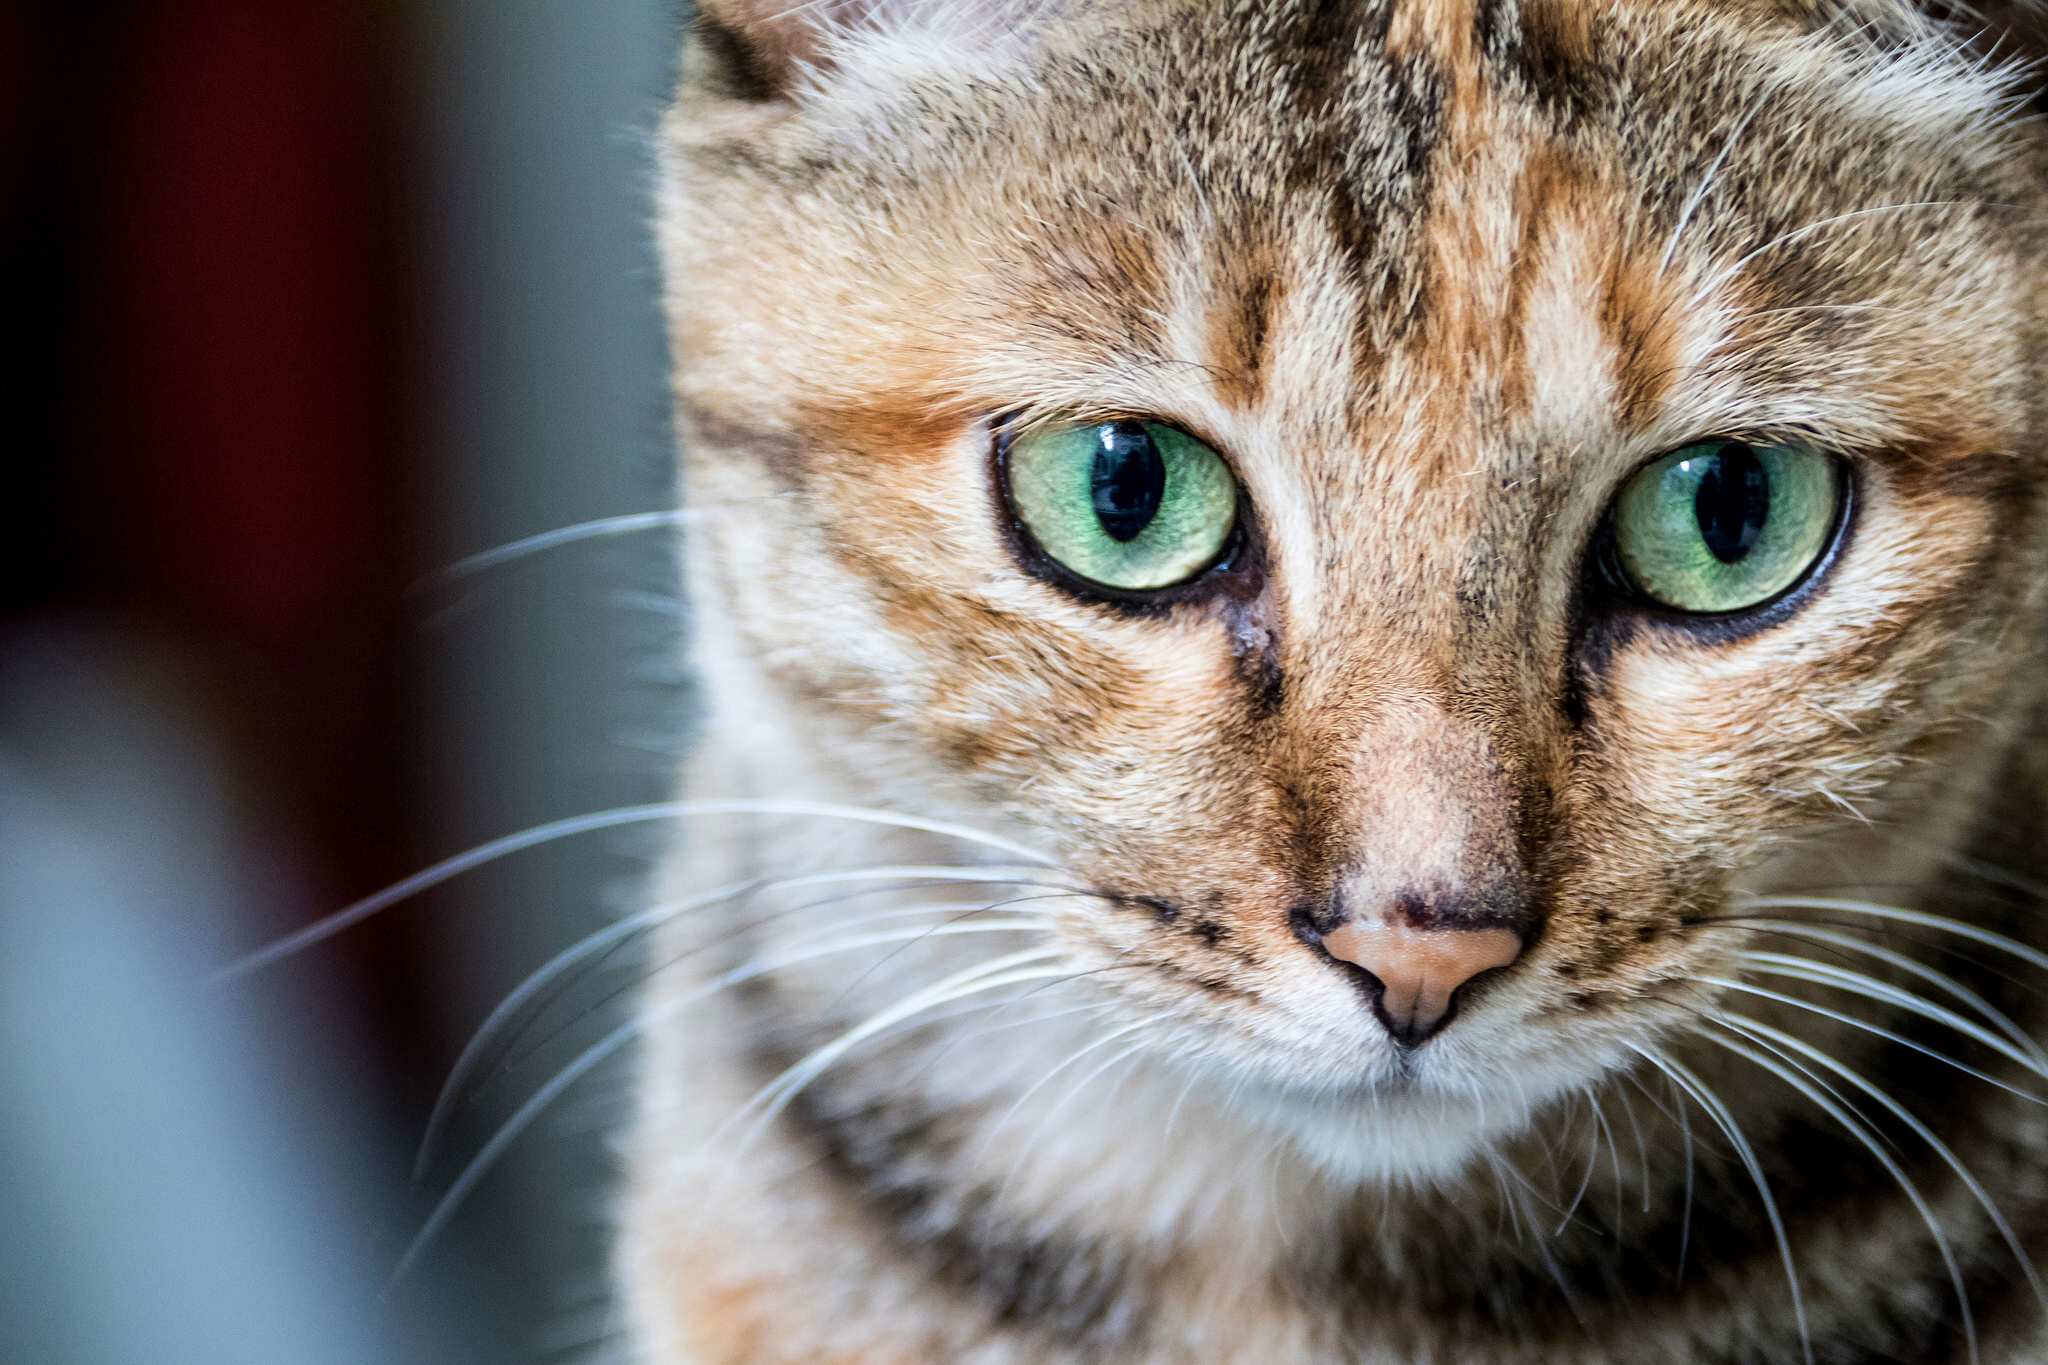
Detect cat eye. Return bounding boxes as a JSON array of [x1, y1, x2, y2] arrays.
[[1002, 419, 1239, 593], [1608, 440, 1844, 615]]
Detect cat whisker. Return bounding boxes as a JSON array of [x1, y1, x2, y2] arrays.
[[1708, 918, 2047, 1066], [1738, 894, 2048, 977], [1685, 912, 2036, 1000], [1525, 1084, 1573, 1201], [978, 1018, 1151, 1159], [1612, 1082, 1652, 1216], [1743, 300, 1916, 322], [1674, 1072, 1695, 1283], [216, 798, 1065, 980], [910, 997, 1120, 1059], [1095, 52, 1214, 231], [1494, 1139, 1578, 1228], [1497, 1156, 1590, 1324], [1556, 1090, 1603, 1237], [1941, 849, 2048, 904], [1264, 1133, 1297, 1257], [998, 1036, 1153, 1204], [502, 887, 1064, 1083], [419, 885, 1060, 1178], [813, 891, 1082, 1019], [882, 963, 1141, 1091], [1591, 1096, 1627, 1234], [1630, 1043, 1813, 1365], [393, 921, 1049, 1285], [731, 948, 1072, 1149], [701, 959, 1135, 1222], [1704, 969, 2048, 1108], [1665, 1000, 1891, 1149], [1484, 1153, 1523, 1248], [1700, 1024, 1978, 1365], [1622, 1071, 1695, 1281], [1717, 1010, 2048, 1319], [1725, 954, 2048, 1091], [1159, 1061, 1205, 1148], [413, 508, 707, 593]]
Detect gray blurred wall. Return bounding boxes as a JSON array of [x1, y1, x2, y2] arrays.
[[412, 0, 688, 1355]]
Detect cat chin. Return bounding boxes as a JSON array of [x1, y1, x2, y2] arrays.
[[1234, 1053, 1600, 1189], [1237, 1088, 1520, 1187]]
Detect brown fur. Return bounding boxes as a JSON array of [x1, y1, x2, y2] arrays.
[[624, 1, 2048, 1361]]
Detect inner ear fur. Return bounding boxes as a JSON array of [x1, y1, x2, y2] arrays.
[[689, 0, 1043, 99], [691, 0, 868, 98]]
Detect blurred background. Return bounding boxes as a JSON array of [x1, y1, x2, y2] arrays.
[[0, 2, 690, 1360]]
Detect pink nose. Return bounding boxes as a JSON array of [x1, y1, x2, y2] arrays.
[[1321, 921, 1523, 1042]]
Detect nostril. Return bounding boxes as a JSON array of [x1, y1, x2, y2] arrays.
[[1318, 921, 1523, 1044]]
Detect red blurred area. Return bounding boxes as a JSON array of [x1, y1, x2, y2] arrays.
[[5, 0, 411, 921], [104, 0, 394, 663]]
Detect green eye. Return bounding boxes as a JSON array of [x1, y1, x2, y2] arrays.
[[1610, 440, 1843, 614], [1004, 419, 1238, 592]]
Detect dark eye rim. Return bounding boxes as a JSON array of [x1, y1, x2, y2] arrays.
[[990, 412, 1261, 611], [1585, 442, 1859, 640]]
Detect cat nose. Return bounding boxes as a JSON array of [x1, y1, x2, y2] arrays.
[[1319, 919, 1524, 1045]]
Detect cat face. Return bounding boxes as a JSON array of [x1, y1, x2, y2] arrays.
[[661, 0, 2048, 1179]]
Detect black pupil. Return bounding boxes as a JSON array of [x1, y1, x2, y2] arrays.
[[1090, 421, 1167, 543], [1694, 442, 1770, 563]]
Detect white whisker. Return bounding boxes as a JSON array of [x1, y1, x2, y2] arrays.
[[393, 923, 1044, 1285], [979, 1019, 1151, 1157], [1659, 71, 1783, 273], [1703, 1025, 1977, 1365], [1720, 1010, 2048, 1319], [1631, 1044, 1812, 1365], [1160, 1063, 1203, 1147], [216, 799, 1066, 980], [1942, 851, 2048, 904], [1705, 972, 2047, 1107], [1717, 958, 2048, 1095], [421, 508, 710, 589], [734, 948, 1071, 1143], [1486, 1153, 1526, 1248], [1716, 919, 2047, 1067], [417, 890, 1047, 1176], [1625, 1071, 1695, 1280], [1502, 1154, 1589, 1324], [1000, 1037, 1152, 1200], [1612, 1083, 1652, 1216], [1557, 1090, 1601, 1237], [1591, 1097, 1625, 1233], [1740, 895, 2048, 977]]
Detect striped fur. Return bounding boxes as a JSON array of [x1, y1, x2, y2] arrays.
[[625, 2, 2048, 1360]]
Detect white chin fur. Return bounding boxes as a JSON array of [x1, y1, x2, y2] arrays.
[[1234, 1047, 1611, 1187], [1239, 1084, 1530, 1186]]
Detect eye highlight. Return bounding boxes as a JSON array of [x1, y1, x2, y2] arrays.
[[1004, 419, 1239, 592], [1609, 440, 1844, 615]]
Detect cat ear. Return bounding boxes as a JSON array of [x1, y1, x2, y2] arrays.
[[689, 0, 1045, 100], [691, 0, 857, 96]]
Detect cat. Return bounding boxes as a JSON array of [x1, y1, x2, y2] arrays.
[[619, 1, 2048, 1360]]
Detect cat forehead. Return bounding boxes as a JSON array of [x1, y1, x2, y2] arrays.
[[673, 0, 2042, 469], [793, 0, 2028, 157], [710, 0, 2036, 308]]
